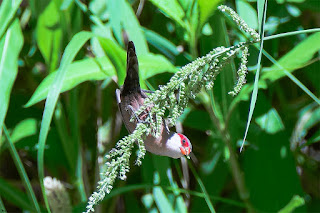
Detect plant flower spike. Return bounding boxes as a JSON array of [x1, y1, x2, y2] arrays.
[[86, 5, 259, 212]]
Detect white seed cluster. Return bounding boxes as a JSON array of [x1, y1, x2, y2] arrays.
[[218, 5, 260, 42], [85, 5, 259, 213], [44, 177, 71, 213], [229, 46, 249, 96]]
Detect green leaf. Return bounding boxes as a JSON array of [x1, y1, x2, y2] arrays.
[[153, 186, 175, 213], [107, 0, 148, 54], [241, 0, 267, 152], [122, 0, 149, 55], [36, 0, 62, 72], [0, 0, 22, 40], [262, 32, 320, 82], [38, 31, 94, 213], [26, 52, 176, 107], [149, 0, 186, 29], [25, 56, 115, 107], [143, 27, 180, 59], [98, 38, 126, 85], [256, 108, 285, 134], [139, 54, 177, 80], [10, 118, 37, 143], [0, 19, 23, 142], [198, 0, 221, 28], [236, 0, 258, 29]]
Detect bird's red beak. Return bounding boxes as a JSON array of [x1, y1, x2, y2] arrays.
[[180, 146, 191, 156]]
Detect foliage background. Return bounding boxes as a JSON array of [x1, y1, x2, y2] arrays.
[[0, 0, 319, 212]]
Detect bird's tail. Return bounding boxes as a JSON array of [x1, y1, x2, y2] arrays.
[[122, 41, 141, 95]]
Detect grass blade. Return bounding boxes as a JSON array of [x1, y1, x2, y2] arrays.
[[0, 0, 22, 40], [262, 50, 320, 105], [188, 161, 216, 213], [38, 31, 94, 212], [3, 125, 41, 212], [240, 0, 267, 152]]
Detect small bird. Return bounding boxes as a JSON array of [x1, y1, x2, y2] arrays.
[[116, 41, 192, 159]]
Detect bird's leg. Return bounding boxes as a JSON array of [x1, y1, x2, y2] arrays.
[[127, 105, 148, 124], [141, 89, 154, 94]]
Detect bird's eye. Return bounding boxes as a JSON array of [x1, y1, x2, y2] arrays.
[[182, 139, 186, 144]]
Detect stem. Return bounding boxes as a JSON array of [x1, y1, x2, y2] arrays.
[[189, 28, 198, 58], [208, 93, 255, 213]]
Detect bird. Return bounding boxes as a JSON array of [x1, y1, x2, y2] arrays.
[[116, 41, 192, 159]]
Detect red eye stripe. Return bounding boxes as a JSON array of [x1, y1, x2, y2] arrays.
[[177, 133, 189, 147]]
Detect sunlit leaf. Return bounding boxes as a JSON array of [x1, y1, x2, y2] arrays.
[[0, 0, 22, 40], [236, 0, 258, 29], [36, 0, 62, 72], [10, 118, 37, 143], [198, 0, 221, 28], [25, 56, 115, 107], [149, 0, 186, 29], [0, 19, 23, 142], [255, 108, 284, 134]]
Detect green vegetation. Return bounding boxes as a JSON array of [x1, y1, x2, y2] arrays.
[[0, 0, 319, 212]]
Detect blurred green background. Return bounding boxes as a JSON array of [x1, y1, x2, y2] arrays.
[[0, 0, 319, 212]]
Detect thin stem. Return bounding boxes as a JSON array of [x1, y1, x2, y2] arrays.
[[208, 92, 255, 213], [189, 30, 198, 58], [264, 28, 320, 41], [3, 125, 41, 212], [188, 161, 216, 213]]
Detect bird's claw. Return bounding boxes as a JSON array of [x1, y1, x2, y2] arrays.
[[127, 105, 148, 124]]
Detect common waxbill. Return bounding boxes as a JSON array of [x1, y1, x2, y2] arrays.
[[116, 41, 192, 159]]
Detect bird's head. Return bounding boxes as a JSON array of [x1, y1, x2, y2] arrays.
[[162, 132, 192, 159], [177, 133, 192, 158]]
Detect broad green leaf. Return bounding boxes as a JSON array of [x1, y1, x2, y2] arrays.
[[0, 0, 22, 40], [26, 53, 176, 106], [255, 108, 284, 134], [36, 0, 62, 72], [198, 0, 221, 28], [262, 32, 320, 82], [149, 0, 186, 29], [236, 0, 258, 29], [38, 31, 94, 213], [139, 54, 177, 80], [0, 19, 23, 142], [0, 177, 35, 212], [25, 56, 115, 107]]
